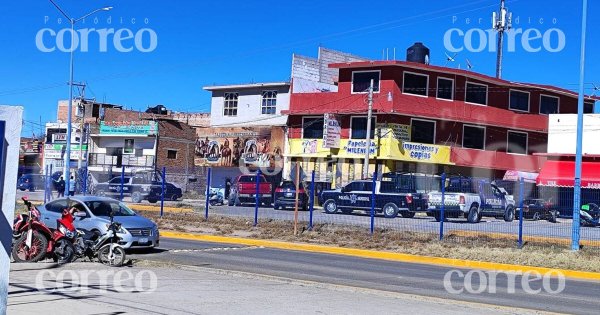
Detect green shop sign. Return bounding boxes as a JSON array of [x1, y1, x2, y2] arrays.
[[100, 121, 158, 135]]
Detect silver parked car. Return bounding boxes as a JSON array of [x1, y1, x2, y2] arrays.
[[39, 196, 159, 249]]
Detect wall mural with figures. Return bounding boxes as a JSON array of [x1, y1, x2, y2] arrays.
[[195, 126, 284, 168]]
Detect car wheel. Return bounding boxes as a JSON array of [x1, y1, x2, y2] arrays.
[[532, 211, 541, 221], [29, 186, 36, 192], [19, 188, 26, 192], [549, 211, 558, 223], [383, 203, 400, 219], [504, 206, 515, 222], [400, 211, 416, 218], [467, 206, 480, 223], [131, 192, 143, 203], [147, 198, 158, 204], [171, 194, 179, 201], [323, 200, 337, 214]]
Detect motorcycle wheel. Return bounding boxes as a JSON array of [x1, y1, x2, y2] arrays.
[[97, 244, 126, 267], [12, 231, 48, 263], [53, 239, 75, 264]]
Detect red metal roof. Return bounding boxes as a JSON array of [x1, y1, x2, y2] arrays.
[[328, 60, 600, 101], [536, 160, 600, 188]]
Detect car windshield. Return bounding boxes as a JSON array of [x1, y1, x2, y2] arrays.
[[84, 200, 136, 217], [280, 181, 304, 190]]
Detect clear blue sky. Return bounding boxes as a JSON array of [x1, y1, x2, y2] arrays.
[[1, 0, 598, 136]]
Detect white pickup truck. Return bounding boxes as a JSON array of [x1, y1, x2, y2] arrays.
[[427, 177, 516, 223]]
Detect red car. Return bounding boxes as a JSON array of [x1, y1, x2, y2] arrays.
[[228, 174, 272, 206]]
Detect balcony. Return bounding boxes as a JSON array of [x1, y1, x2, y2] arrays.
[[88, 153, 155, 168]]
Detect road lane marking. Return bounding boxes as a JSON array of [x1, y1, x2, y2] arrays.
[[161, 231, 600, 282]]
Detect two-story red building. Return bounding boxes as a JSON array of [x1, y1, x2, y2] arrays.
[[284, 54, 597, 187]]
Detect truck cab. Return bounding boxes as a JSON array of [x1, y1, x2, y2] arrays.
[[381, 172, 441, 216]]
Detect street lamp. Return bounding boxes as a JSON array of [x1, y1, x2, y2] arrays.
[[49, 0, 112, 195]]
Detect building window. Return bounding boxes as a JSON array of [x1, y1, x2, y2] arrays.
[[507, 131, 528, 155], [465, 82, 487, 105], [352, 71, 380, 93], [223, 92, 238, 116], [410, 119, 436, 144], [403, 72, 429, 97], [123, 139, 134, 154], [585, 102, 595, 114], [302, 117, 324, 139], [167, 149, 178, 159], [509, 90, 530, 112], [539, 95, 559, 115], [261, 90, 277, 115], [462, 125, 485, 150], [437, 77, 454, 100], [350, 116, 376, 139]]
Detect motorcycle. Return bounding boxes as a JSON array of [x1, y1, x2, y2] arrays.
[[74, 210, 127, 267], [208, 188, 224, 206], [580, 203, 600, 227], [12, 197, 80, 264]]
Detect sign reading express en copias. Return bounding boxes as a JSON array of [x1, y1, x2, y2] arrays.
[[100, 121, 158, 135]]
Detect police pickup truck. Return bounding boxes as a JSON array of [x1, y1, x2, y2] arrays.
[[427, 176, 515, 223], [320, 180, 414, 219], [381, 172, 440, 217]]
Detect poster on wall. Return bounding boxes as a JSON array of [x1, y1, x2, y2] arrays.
[[376, 123, 411, 142], [195, 126, 284, 168]]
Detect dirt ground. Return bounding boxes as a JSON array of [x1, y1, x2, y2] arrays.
[[140, 211, 600, 273]]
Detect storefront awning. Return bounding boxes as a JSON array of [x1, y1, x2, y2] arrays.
[[537, 160, 600, 188]]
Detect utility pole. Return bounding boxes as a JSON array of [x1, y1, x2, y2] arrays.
[[492, 0, 512, 79], [73, 82, 86, 170], [362, 79, 374, 179], [572, 0, 588, 251]]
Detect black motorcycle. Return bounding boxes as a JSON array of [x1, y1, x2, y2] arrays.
[[580, 203, 600, 227], [74, 211, 127, 266]]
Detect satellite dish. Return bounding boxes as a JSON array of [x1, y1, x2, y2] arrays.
[[444, 52, 457, 67], [466, 58, 474, 70]]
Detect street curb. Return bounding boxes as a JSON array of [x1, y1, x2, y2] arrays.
[[161, 231, 600, 282], [450, 230, 599, 247], [128, 204, 193, 213]]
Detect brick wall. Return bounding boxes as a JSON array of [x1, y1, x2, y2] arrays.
[[156, 120, 196, 172]]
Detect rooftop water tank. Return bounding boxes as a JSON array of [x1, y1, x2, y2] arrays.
[[406, 42, 430, 64]]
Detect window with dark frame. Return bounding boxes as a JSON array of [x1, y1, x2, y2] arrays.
[[223, 92, 238, 116], [410, 120, 435, 144], [437, 78, 453, 100], [462, 125, 485, 150], [540, 95, 559, 114], [123, 139, 134, 154], [350, 117, 376, 139], [507, 131, 527, 155], [261, 90, 277, 115], [509, 90, 530, 112], [585, 102, 595, 114], [302, 117, 324, 139], [403, 72, 428, 96], [167, 149, 178, 159], [465, 82, 487, 105], [352, 71, 380, 93]]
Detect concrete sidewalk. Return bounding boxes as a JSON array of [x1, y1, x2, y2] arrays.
[[7, 262, 539, 315]]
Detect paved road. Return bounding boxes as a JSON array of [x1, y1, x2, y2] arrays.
[[8, 263, 533, 315], [207, 204, 600, 243], [130, 237, 600, 315]]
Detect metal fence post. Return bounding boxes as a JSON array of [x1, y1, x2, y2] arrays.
[[82, 167, 88, 196], [254, 170, 261, 227], [439, 173, 446, 240], [49, 164, 53, 200], [518, 177, 524, 248], [205, 167, 212, 220], [160, 167, 166, 217], [370, 171, 376, 235], [119, 165, 125, 201], [309, 170, 315, 230], [44, 165, 49, 203]]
